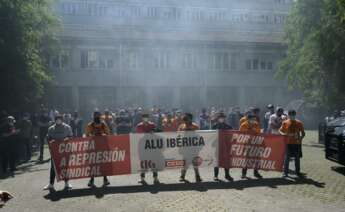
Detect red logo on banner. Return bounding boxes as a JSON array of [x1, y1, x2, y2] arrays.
[[165, 160, 186, 168]]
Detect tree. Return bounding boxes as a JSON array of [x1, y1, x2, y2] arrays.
[[277, 0, 345, 111], [0, 0, 60, 112]]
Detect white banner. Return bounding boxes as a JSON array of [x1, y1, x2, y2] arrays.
[[130, 130, 218, 173]]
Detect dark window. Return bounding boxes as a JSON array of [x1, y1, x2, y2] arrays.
[[81, 51, 88, 68], [253, 59, 259, 70], [231, 53, 236, 70], [246, 60, 251, 70], [267, 61, 273, 70]]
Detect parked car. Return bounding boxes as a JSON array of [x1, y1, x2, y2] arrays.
[[325, 117, 345, 166]]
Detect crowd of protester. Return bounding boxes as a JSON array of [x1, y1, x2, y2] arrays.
[[0, 104, 310, 190]]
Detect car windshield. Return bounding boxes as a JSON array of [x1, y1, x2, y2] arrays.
[[328, 117, 345, 127]]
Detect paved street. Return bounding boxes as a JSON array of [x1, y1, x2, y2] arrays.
[[1, 131, 345, 212]]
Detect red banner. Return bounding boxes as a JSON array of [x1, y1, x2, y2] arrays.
[[48, 135, 131, 181], [219, 131, 287, 171], [49, 131, 288, 181]]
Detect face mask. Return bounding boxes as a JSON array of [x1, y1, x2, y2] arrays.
[[56, 119, 63, 125], [218, 118, 225, 123], [94, 117, 101, 123], [143, 118, 149, 122]]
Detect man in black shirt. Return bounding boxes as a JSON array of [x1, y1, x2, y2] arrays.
[[115, 109, 132, 135], [0, 115, 19, 175], [37, 109, 51, 162], [212, 112, 233, 182]]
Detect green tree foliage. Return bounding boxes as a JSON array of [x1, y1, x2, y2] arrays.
[[0, 0, 59, 112], [278, 0, 345, 110]]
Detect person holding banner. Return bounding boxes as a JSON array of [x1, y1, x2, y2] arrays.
[[85, 111, 111, 187], [136, 112, 160, 184], [212, 112, 233, 182], [239, 109, 252, 127], [43, 114, 73, 191], [162, 113, 177, 132], [279, 110, 305, 178], [178, 113, 203, 182], [239, 114, 263, 179]]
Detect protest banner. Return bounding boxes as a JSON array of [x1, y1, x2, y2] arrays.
[[218, 131, 287, 171], [129, 130, 218, 173], [48, 135, 131, 181], [49, 130, 287, 181]]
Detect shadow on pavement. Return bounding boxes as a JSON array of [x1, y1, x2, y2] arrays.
[[43, 177, 325, 201], [0, 159, 49, 179], [331, 166, 345, 176]]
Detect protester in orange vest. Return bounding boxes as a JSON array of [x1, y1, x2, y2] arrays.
[[239, 114, 262, 179], [85, 111, 111, 187], [177, 113, 202, 182], [136, 112, 159, 184], [279, 110, 305, 178], [102, 109, 114, 134], [172, 110, 184, 129], [239, 109, 252, 127]]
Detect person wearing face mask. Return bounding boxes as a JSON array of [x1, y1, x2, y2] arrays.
[[136, 112, 159, 184], [43, 114, 73, 190], [85, 111, 111, 187], [279, 110, 305, 178], [162, 113, 177, 132], [239, 114, 263, 179], [268, 107, 286, 135], [177, 113, 202, 182], [212, 112, 233, 182]]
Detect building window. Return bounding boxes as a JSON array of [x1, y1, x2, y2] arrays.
[[267, 61, 273, 70], [124, 50, 138, 69], [51, 50, 70, 70], [231, 53, 237, 70], [81, 50, 98, 69], [154, 51, 170, 69], [182, 52, 197, 69], [209, 52, 230, 71], [260, 61, 266, 70], [253, 59, 259, 70], [147, 7, 158, 17]]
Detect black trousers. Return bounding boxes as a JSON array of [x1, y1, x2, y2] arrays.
[[39, 129, 47, 160], [89, 176, 108, 183], [0, 140, 17, 173], [214, 167, 230, 177], [50, 160, 68, 184], [140, 172, 158, 178]]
